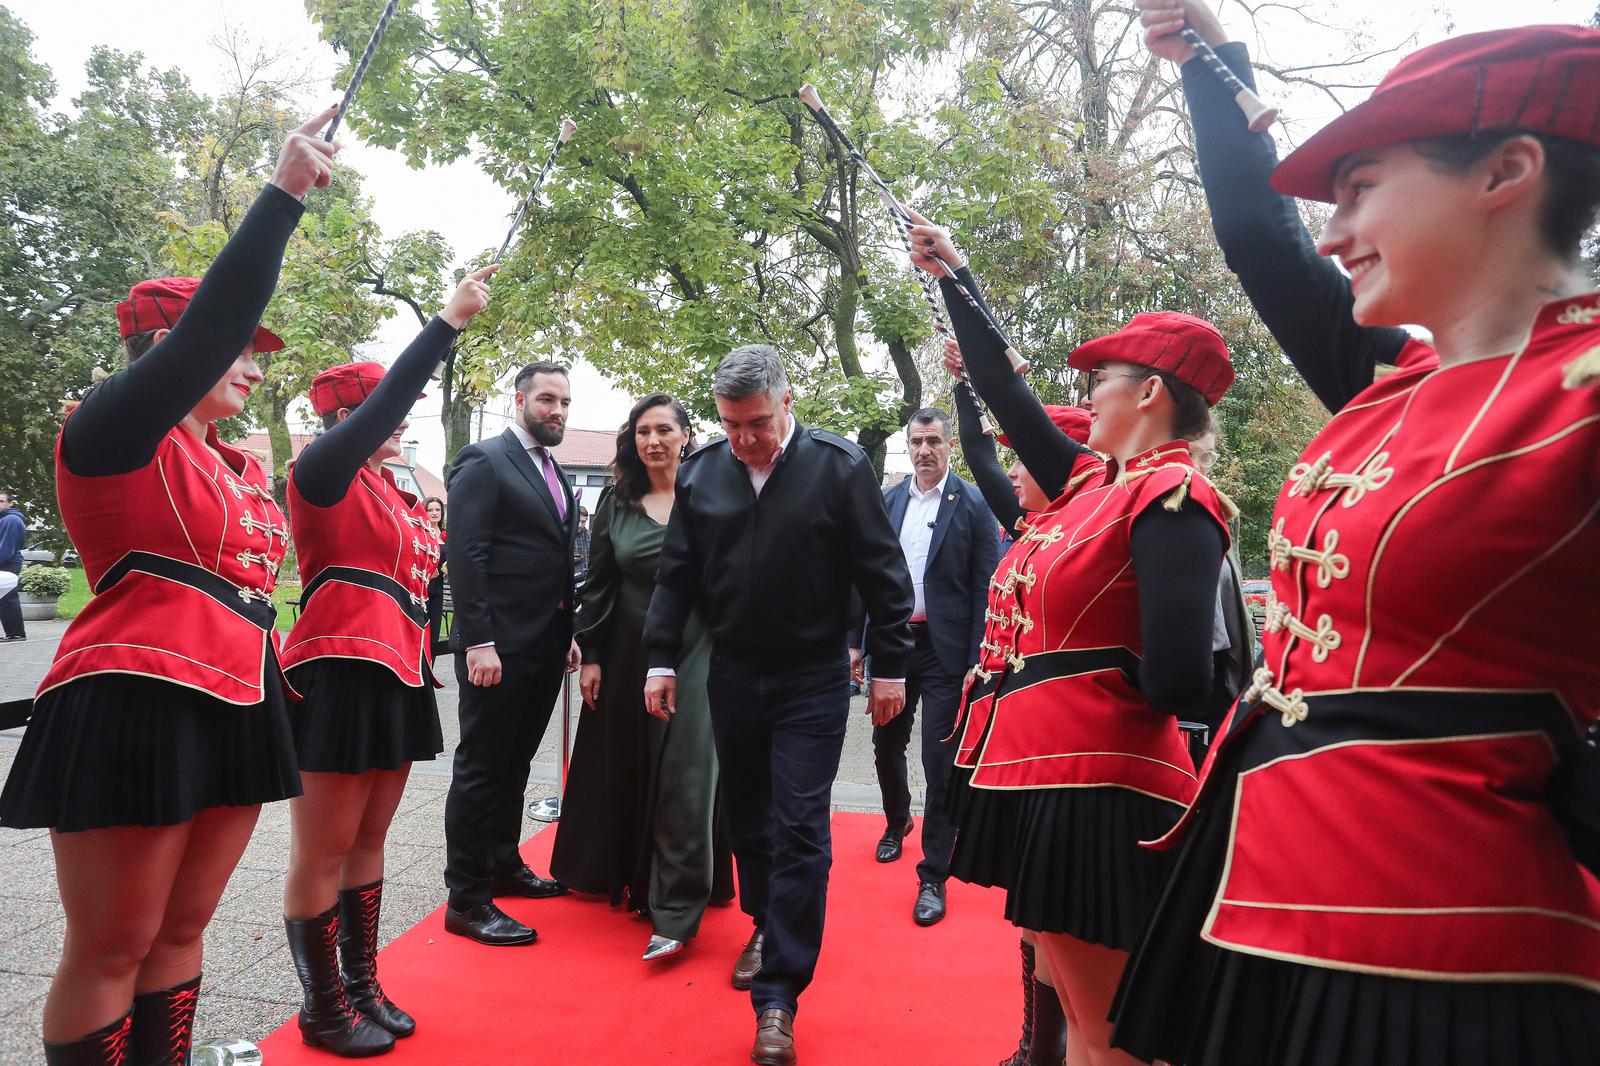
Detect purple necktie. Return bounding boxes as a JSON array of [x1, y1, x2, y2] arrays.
[[534, 447, 567, 522]]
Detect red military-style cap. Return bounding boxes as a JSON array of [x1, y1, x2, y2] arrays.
[[1273, 24, 1600, 202], [309, 360, 424, 416], [115, 277, 285, 353], [1066, 311, 1234, 406], [997, 405, 1091, 448]]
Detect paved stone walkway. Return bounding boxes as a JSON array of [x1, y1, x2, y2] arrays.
[[0, 625, 926, 1062]]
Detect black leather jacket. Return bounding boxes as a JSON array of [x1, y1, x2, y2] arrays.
[[644, 421, 914, 676]]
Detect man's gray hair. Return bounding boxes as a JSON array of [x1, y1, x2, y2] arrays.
[[714, 344, 788, 401]]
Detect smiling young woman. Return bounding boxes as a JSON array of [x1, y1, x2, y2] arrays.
[[0, 107, 341, 1065], [1114, 9, 1600, 1065]]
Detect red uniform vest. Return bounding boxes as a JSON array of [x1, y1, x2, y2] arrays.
[[280, 464, 441, 689], [954, 443, 1230, 806], [38, 421, 289, 705], [1159, 295, 1600, 994]]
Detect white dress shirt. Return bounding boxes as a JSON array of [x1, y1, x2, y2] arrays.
[[898, 471, 949, 623], [746, 416, 797, 496]]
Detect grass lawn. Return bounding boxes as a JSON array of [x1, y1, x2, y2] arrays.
[[56, 569, 300, 633]]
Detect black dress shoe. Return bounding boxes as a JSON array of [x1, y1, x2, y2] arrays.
[[489, 864, 567, 899], [913, 880, 946, 926], [444, 902, 538, 946], [875, 818, 915, 863]]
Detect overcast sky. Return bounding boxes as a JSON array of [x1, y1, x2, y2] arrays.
[[12, 0, 1593, 475]]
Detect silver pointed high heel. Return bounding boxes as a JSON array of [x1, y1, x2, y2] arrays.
[[643, 934, 685, 961]]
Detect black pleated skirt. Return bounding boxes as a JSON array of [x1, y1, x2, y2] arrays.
[[1111, 735, 1600, 1066], [947, 764, 1023, 890], [0, 672, 301, 832], [950, 766, 1183, 950], [286, 659, 442, 774]]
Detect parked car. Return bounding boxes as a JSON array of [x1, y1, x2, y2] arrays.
[[1242, 579, 1271, 635]]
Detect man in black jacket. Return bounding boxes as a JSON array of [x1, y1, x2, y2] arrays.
[[853, 409, 1001, 927], [441, 362, 578, 946], [644, 344, 913, 1066]]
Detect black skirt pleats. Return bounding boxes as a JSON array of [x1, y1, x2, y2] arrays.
[[287, 659, 442, 774], [1003, 784, 1182, 948], [947, 764, 1025, 890], [0, 672, 301, 832], [1111, 736, 1600, 1066]]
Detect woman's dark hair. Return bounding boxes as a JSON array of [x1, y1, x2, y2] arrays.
[[1135, 368, 1212, 441], [124, 329, 160, 362], [1413, 133, 1600, 264], [422, 496, 445, 524], [610, 393, 695, 512]]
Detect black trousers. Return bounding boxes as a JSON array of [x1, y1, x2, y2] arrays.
[[871, 629, 962, 883], [708, 650, 850, 1018], [444, 647, 565, 909], [0, 564, 22, 639]]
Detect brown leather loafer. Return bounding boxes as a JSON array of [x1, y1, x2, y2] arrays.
[[751, 1007, 796, 1065], [731, 930, 765, 990]]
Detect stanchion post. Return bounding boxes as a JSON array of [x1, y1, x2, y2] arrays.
[[527, 674, 574, 822]]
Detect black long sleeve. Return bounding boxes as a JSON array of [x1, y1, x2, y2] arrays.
[[63, 185, 306, 476], [955, 381, 1024, 532], [291, 317, 458, 507], [939, 267, 1092, 499], [1129, 504, 1225, 715], [1184, 44, 1410, 413]]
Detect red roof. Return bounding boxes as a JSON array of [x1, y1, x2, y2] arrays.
[[231, 431, 447, 501], [234, 431, 314, 462], [550, 427, 617, 469]]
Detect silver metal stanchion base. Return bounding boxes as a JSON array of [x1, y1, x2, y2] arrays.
[[191, 1038, 263, 1066], [527, 795, 561, 822]]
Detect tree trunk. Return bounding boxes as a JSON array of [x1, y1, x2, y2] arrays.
[[440, 345, 474, 473], [265, 382, 294, 514]]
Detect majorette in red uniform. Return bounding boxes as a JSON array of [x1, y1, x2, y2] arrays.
[[944, 393, 1102, 1066], [281, 366, 443, 692], [911, 197, 1238, 1059], [1113, 14, 1600, 1066], [0, 108, 335, 1066], [275, 265, 493, 1056]]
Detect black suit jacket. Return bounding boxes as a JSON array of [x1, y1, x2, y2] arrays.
[[876, 472, 1001, 678], [446, 427, 577, 655]]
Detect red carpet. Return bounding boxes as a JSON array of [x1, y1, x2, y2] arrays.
[[259, 813, 1019, 1063]]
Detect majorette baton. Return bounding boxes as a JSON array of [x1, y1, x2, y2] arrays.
[[1180, 27, 1278, 132], [324, 0, 403, 142]]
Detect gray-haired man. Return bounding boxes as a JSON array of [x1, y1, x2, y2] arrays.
[[643, 344, 913, 1065]]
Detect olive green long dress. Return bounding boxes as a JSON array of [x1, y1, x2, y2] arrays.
[[550, 489, 730, 941]]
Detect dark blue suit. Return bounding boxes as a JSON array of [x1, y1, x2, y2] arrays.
[[868, 470, 1001, 883]]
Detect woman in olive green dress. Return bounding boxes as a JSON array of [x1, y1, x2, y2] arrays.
[[550, 393, 729, 960]]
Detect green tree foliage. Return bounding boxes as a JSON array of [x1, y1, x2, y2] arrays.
[[0, 10, 211, 539], [306, 0, 961, 467], [0, 8, 453, 524], [910, 0, 1342, 568]]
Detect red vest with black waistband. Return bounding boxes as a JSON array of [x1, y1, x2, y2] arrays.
[[38, 421, 289, 705], [1157, 293, 1600, 994], [954, 442, 1231, 806], [952, 452, 1104, 765], [280, 464, 441, 689]]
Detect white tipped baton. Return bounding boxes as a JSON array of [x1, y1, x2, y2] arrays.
[[1179, 29, 1278, 133], [325, 0, 403, 142], [494, 118, 579, 266]]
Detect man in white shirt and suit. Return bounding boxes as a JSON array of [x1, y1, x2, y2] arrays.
[[855, 408, 1001, 926]]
